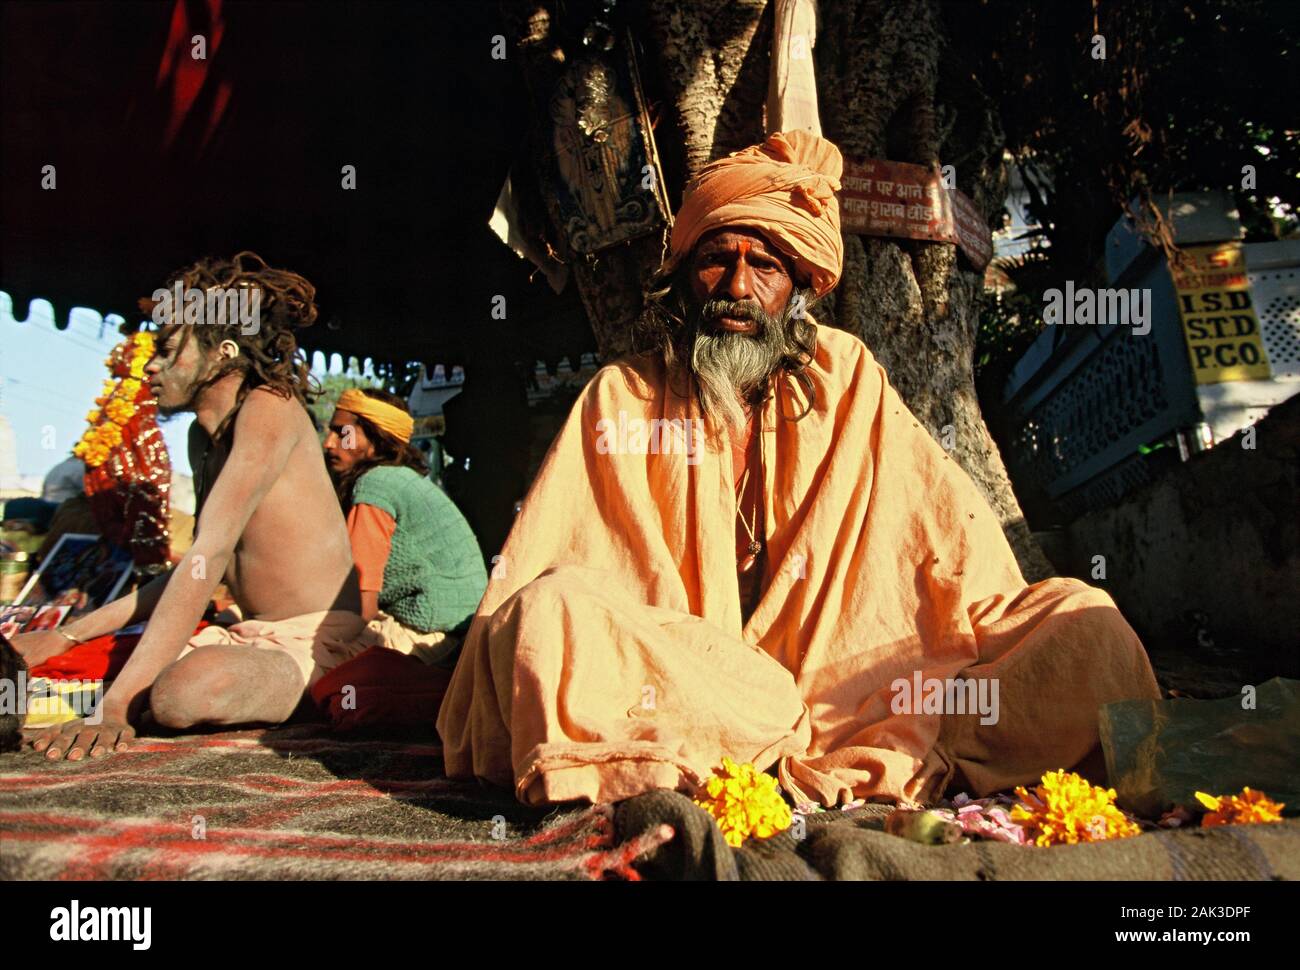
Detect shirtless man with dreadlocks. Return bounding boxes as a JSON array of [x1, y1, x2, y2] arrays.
[[14, 252, 365, 760]]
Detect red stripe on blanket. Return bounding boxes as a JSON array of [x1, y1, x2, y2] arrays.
[[0, 809, 618, 876]]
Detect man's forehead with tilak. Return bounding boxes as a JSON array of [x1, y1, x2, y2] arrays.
[[665, 130, 846, 299]]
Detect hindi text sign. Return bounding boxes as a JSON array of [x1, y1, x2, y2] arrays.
[[838, 157, 991, 269]]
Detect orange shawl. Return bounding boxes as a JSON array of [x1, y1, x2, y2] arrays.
[[437, 323, 1159, 806]]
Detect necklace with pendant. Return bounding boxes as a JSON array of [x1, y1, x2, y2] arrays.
[[735, 442, 763, 574]]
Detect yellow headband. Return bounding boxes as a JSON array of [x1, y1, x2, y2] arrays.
[[336, 389, 415, 444]]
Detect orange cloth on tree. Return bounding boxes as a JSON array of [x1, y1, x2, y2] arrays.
[[346, 503, 396, 593], [666, 130, 844, 297], [436, 322, 1161, 808]]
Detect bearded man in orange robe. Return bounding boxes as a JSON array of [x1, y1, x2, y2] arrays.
[[438, 130, 1160, 809]]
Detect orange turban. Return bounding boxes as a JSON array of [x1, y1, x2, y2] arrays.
[[336, 389, 415, 444], [667, 130, 844, 297]]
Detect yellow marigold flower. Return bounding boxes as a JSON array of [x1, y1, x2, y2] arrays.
[[1195, 788, 1285, 827], [1011, 769, 1141, 847], [73, 337, 160, 468], [77, 436, 109, 466], [105, 397, 136, 425], [693, 757, 793, 848], [96, 423, 123, 450]]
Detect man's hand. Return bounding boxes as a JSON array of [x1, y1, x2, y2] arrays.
[[9, 630, 72, 669], [28, 714, 135, 761]]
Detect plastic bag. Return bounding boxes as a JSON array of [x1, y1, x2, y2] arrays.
[[1099, 677, 1299, 818]]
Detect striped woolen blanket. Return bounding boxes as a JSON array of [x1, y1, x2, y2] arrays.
[[0, 726, 668, 880], [5, 723, 1296, 881]]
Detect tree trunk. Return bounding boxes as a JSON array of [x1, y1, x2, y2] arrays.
[[507, 0, 1054, 581], [813, 0, 1054, 580]]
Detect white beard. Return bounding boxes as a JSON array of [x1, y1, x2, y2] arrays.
[[688, 291, 798, 431], [690, 329, 777, 431]]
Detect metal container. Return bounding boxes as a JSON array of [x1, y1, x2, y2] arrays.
[[0, 552, 30, 605]]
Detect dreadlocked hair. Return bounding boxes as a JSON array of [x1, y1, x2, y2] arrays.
[[334, 387, 429, 510], [633, 262, 821, 421], [154, 251, 321, 441]]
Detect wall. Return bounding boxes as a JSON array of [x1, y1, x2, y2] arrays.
[[1056, 393, 1299, 680]]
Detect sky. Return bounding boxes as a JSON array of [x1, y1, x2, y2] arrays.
[[0, 292, 195, 492], [0, 291, 366, 493]]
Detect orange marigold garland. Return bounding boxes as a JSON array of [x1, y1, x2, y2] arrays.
[[72, 332, 172, 569], [693, 757, 793, 847], [1194, 788, 1285, 827], [73, 335, 156, 466], [1010, 769, 1142, 846]]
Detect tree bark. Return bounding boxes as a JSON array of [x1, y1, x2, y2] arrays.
[[506, 0, 1054, 581], [814, 0, 1053, 580]]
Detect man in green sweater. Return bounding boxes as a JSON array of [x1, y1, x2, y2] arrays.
[[323, 388, 487, 667]]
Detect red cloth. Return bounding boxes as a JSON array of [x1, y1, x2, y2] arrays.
[[29, 622, 208, 681], [310, 646, 452, 732]]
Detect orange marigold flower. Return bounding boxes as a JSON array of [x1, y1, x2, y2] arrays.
[[76, 336, 159, 466], [1010, 769, 1141, 847], [1195, 788, 1285, 827], [95, 422, 123, 450], [104, 396, 136, 425], [693, 757, 793, 848], [75, 435, 110, 466]]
